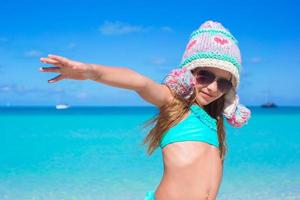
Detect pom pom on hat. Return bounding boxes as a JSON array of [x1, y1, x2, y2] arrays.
[[162, 68, 196, 100], [223, 90, 251, 127], [226, 104, 251, 127]]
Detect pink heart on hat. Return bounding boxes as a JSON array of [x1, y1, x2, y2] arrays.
[[186, 40, 197, 50], [214, 37, 229, 45]]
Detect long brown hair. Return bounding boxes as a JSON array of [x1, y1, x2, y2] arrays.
[[141, 86, 229, 162]]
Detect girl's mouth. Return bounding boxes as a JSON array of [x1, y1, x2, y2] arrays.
[[201, 91, 213, 98]]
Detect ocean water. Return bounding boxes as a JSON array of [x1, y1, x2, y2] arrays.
[[0, 106, 299, 200]]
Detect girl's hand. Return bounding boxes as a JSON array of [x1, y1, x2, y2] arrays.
[[39, 54, 92, 83]]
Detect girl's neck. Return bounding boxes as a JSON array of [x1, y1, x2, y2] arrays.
[[194, 99, 204, 109]]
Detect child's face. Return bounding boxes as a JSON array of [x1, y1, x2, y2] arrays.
[[192, 67, 232, 107]]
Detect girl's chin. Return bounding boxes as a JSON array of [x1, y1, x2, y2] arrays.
[[197, 96, 211, 105]]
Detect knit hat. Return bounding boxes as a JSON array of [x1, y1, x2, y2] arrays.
[[162, 20, 251, 128]]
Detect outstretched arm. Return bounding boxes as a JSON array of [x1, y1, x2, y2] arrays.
[[39, 54, 174, 108]]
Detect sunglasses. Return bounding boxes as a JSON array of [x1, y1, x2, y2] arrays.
[[194, 69, 233, 93]]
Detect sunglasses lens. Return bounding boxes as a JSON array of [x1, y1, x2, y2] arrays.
[[197, 70, 215, 84], [218, 79, 233, 93], [196, 69, 233, 92]]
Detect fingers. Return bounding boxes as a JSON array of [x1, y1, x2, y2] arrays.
[[40, 57, 59, 65], [39, 54, 69, 83], [48, 74, 65, 83], [39, 66, 61, 73], [47, 54, 70, 66]]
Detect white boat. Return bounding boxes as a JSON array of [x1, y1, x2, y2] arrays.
[[56, 104, 70, 110]]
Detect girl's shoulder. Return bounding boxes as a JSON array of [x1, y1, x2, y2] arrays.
[[137, 80, 175, 108]]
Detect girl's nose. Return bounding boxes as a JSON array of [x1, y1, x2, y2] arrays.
[[206, 80, 218, 91]]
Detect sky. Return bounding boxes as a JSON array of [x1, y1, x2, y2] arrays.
[[0, 0, 300, 106]]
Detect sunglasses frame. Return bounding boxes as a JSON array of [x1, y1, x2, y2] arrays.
[[192, 68, 233, 93]]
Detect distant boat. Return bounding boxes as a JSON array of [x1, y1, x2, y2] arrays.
[[56, 104, 70, 110], [261, 101, 278, 108], [261, 89, 277, 108]]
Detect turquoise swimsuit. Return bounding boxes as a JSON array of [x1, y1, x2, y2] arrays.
[[144, 104, 219, 200]]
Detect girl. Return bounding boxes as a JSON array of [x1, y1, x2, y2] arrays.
[[39, 20, 251, 200]]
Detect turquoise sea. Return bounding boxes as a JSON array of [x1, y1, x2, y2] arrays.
[[0, 106, 299, 200]]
